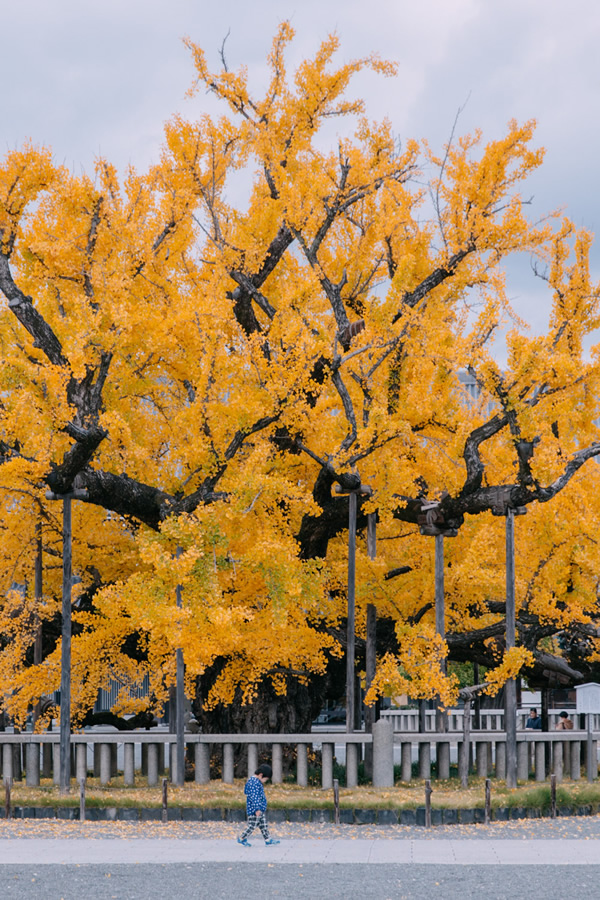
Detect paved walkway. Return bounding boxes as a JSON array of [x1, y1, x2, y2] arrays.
[[0, 835, 600, 865], [1, 822, 600, 898]]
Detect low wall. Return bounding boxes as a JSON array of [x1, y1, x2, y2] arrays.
[[0, 724, 596, 789]]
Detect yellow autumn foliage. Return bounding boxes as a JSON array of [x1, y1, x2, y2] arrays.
[[0, 24, 599, 728]]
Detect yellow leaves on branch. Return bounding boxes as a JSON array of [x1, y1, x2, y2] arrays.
[[365, 624, 459, 709], [483, 647, 536, 697], [0, 144, 57, 250]]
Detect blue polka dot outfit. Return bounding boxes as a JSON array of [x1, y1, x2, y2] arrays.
[[239, 775, 272, 842], [244, 775, 268, 815]]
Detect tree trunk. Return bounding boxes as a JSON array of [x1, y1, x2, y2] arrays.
[[195, 671, 323, 777]]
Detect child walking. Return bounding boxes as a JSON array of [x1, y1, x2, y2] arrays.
[[237, 763, 280, 847]]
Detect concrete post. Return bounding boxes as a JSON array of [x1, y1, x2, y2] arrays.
[[75, 743, 87, 784], [25, 743, 40, 787], [345, 742, 358, 788], [2, 744, 13, 781], [571, 741, 581, 781], [535, 741, 546, 782], [553, 741, 563, 782], [99, 743, 111, 786], [321, 742, 334, 789], [147, 744, 159, 786], [52, 743, 60, 785], [517, 741, 529, 782], [123, 743, 135, 786], [401, 742, 412, 783], [562, 741, 570, 777], [247, 743, 258, 778], [2, 743, 13, 782], [222, 743, 234, 784], [418, 742, 431, 780], [495, 741, 506, 780], [476, 742, 488, 777], [271, 743, 283, 784], [437, 742, 450, 780], [372, 719, 394, 788], [195, 744, 210, 784], [296, 743, 308, 787]]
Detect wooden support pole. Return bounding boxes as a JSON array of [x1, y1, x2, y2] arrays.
[[333, 778, 340, 825], [435, 533, 447, 734], [4, 778, 11, 820], [504, 508, 517, 789], [346, 492, 357, 734], [364, 512, 377, 777], [162, 777, 168, 823], [424, 779, 432, 828], [458, 699, 471, 788], [587, 715, 595, 783], [174, 546, 185, 788], [60, 497, 72, 795], [79, 778, 86, 822], [33, 521, 43, 727]]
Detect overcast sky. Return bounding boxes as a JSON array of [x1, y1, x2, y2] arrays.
[[2, 0, 599, 344]]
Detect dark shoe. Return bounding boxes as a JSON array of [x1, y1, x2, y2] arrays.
[[237, 838, 252, 847], [265, 839, 280, 845]]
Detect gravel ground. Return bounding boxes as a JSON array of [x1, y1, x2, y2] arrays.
[[2, 815, 600, 840]]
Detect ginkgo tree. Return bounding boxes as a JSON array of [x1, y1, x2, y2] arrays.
[[0, 23, 599, 732]]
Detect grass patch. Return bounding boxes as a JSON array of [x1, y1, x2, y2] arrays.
[[7, 776, 600, 812]]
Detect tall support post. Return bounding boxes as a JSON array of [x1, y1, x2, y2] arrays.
[[364, 512, 377, 776], [45, 486, 88, 795], [434, 534, 447, 733], [505, 508, 517, 788], [60, 497, 72, 794], [33, 521, 43, 727], [174, 547, 185, 787], [346, 491, 357, 734], [473, 662, 481, 730]]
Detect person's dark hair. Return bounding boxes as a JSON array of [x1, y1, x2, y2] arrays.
[[255, 764, 273, 779], [530, 708, 537, 715], [559, 711, 569, 718]]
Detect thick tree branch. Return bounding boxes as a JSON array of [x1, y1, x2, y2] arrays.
[[0, 252, 68, 367], [392, 244, 475, 324]]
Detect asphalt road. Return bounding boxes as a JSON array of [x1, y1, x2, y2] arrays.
[[2, 863, 600, 900]]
